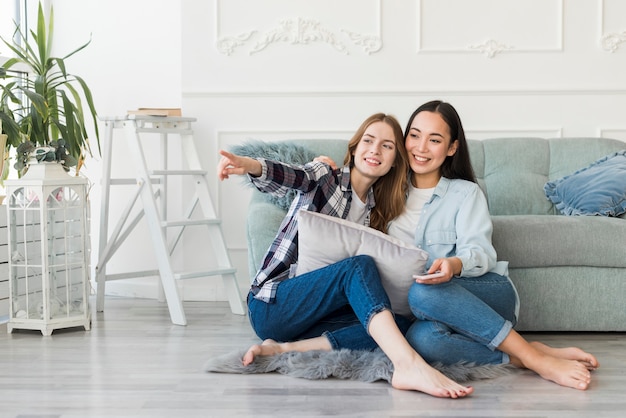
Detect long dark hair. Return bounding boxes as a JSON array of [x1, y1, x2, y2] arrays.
[[404, 100, 476, 183]]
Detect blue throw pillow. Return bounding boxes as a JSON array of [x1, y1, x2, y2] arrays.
[[544, 150, 626, 216]]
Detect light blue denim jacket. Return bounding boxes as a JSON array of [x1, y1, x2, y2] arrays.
[[414, 177, 508, 277]]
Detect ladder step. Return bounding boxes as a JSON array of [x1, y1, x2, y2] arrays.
[[103, 269, 160, 281], [136, 127, 194, 135], [151, 169, 206, 176], [97, 116, 246, 323], [103, 268, 236, 282], [175, 268, 237, 280], [110, 178, 161, 185], [163, 219, 221, 227]]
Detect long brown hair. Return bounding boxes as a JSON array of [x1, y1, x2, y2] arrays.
[[343, 113, 409, 233]]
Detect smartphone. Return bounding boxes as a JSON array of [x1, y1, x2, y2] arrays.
[[412, 271, 445, 280]]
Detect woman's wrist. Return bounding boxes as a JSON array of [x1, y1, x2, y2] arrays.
[[450, 257, 463, 276]]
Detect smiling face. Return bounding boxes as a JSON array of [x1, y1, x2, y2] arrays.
[[405, 111, 458, 188], [351, 120, 398, 183]]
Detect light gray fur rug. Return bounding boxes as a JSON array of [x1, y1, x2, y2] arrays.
[[204, 348, 516, 383]]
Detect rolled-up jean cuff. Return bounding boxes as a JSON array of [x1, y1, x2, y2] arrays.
[[488, 320, 513, 351], [364, 304, 390, 335], [323, 330, 339, 350], [501, 353, 511, 364]]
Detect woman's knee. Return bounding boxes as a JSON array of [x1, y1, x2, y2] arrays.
[[407, 282, 442, 317], [349, 254, 376, 269]]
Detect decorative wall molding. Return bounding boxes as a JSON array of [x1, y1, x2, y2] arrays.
[[249, 18, 349, 55], [216, 31, 256, 56], [341, 30, 382, 55], [601, 31, 626, 53], [468, 39, 514, 58], [599, 129, 626, 141], [467, 128, 563, 140], [215, 0, 382, 56], [216, 129, 353, 147], [600, 0, 626, 53], [417, 0, 564, 57], [184, 87, 626, 98]]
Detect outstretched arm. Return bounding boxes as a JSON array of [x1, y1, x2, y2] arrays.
[[217, 150, 262, 180], [314, 155, 339, 170]]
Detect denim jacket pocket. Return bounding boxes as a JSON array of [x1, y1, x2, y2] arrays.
[[424, 230, 457, 258]]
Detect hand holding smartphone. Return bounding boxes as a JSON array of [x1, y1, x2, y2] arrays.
[[412, 271, 445, 281]]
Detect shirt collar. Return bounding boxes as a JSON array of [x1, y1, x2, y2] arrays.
[[432, 176, 451, 198]]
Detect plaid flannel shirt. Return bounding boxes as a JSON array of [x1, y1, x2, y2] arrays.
[[249, 158, 375, 303]]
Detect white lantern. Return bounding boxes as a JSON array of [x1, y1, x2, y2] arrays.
[[5, 162, 91, 336]]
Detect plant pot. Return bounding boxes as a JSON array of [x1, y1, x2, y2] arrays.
[[22, 158, 74, 181]]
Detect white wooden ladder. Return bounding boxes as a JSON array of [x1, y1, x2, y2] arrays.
[[96, 116, 245, 325]]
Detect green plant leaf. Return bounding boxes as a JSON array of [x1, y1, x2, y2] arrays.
[[0, 1, 100, 176]]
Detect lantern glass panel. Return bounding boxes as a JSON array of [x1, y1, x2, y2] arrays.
[[6, 170, 91, 335]]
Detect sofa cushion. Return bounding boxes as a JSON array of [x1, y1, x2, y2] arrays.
[[547, 137, 626, 180], [473, 138, 554, 215], [544, 150, 626, 216], [296, 210, 428, 318], [468, 137, 626, 217], [492, 215, 626, 268]]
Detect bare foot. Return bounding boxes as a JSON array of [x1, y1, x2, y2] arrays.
[[242, 339, 285, 366], [537, 355, 592, 390], [518, 351, 593, 390], [391, 354, 473, 398], [530, 341, 599, 370]]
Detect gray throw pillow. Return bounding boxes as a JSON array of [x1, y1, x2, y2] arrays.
[[296, 210, 428, 318]]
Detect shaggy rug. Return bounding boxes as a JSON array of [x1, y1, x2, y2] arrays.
[[204, 348, 516, 383]]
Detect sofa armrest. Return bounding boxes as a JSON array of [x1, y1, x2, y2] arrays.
[[246, 191, 288, 281]]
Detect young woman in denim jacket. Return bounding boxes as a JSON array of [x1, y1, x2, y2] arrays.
[[217, 113, 473, 398], [392, 100, 598, 390]]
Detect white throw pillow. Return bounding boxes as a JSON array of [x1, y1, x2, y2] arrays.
[[296, 210, 428, 317]]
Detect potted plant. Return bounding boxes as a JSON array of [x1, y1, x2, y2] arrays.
[[0, 1, 99, 178]]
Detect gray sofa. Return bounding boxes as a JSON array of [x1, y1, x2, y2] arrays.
[[245, 138, 626, 332]]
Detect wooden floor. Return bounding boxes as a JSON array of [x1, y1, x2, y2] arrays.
[[0, 296, 624, 418]]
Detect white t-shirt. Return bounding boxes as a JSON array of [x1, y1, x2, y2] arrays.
[[346, 190, 367, 225], [388, 186, 435, 244]]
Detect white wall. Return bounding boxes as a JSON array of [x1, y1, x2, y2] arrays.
[[51, 0, 183, 298], [49, 0, 626, 303]]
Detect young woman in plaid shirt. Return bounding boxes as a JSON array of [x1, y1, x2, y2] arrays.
[[218, 113, 473, 398]]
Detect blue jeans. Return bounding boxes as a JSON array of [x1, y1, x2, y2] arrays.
[[247, 255, 413, 351], [405, 272, 518, 365]]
